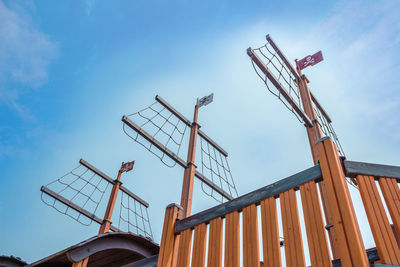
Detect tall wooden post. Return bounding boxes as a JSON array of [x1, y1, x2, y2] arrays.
[[72, 164, 128, 267], [98, 169, 123, 234], [157, 203, 184, 267], [316, 137, 368, 266], [180, 104, 199, 218], [296, 62, 340, 258]]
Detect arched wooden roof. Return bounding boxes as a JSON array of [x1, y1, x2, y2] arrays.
[[28, 232, 159, 267]]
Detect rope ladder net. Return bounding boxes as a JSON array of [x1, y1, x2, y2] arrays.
[[117, 191, 153, 239], [312, 101, 345, 157], [41, 163, 153, 239], [41, 164, 110, 226], [198, 136, 239, 203], [122, 98, 239, 203], [250, 43, 306, 124], [122, 101, 189, 168], [249, 42, 345, 157]]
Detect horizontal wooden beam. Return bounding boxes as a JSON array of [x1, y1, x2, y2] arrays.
[[266, 34, 300, 81], [80, 158, 113, 183], [247, 48, 313, 128], [80, 158, 149, 207], [155, 95, 192, 127], [156, 95, 228, 157], [194, 171, 233, 201], [265, 35, 332, 125], [344, 160, 400, 180], [198, 129, 228, 157], [122, 115, 235, 200], [175, 164, 322, 234], [41, 186, 120, 232], [121, 116, 187, 168]]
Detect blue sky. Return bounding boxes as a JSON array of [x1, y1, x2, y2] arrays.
[[1, 0, 400, 264]]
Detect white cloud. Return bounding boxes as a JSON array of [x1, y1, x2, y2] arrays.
[[0, 0, 57, 118]]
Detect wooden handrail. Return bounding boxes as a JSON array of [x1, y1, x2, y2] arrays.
[[344, 160, 400, 180], [158, 138, 400, 267], [175, 164, 322, 234]]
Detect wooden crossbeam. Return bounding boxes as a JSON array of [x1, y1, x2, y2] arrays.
[[175, 164, 322, 234], [80, 158, 149, 207], [41, 186, 120, 232], [122, 115, 234, 201], [247, 48, 313, 128], [344, 160, 400, 180]]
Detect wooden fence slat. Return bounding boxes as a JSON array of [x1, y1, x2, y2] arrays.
[[300, 181, 332, 267], [358, 175, 390, 262], [260, 197, 281, 267], [243, 204, 260, 267], [176, 228, 193, 267], [207, 217, 223, 267], [175, 165, 322, 234], [369, 176, 400, 263], [316, 138, 369, 267], [157, 204, 182, 267], [191, 223, 207, 267], [72, 258, 88, 267], [357, 175, 400, 264], [224, 211, 240, 267], [280, 189, 305, 267], [379, 177, 400, 242]]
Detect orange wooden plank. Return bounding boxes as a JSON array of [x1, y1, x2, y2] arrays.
[[379, 177, 400, 243], [300, 183, 316, 265], [157, 204, 181, 267], [368, 176, 400, 263], [325, 141, 367, 262], [224, 211, 240, 267], [358, 175, 390, 262], [316, 138, 369, 267], [357, 175, 400, 264], [280, 191, 292, 267], [280, 189, 305, 267], [300, 182, 332, 267], [260, 197, 281, 267], [72, 258, 88, 267], [176, 228, 193, 267], [207, 217, 223, 267], [289, 188, 306, 266], [191, 223, 207, 267], [243, 204, 260, 267], [316, 140, 353, 267]]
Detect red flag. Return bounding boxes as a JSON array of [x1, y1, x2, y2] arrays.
[[120, 161, 135, 173], [297, 51, 323, 70]]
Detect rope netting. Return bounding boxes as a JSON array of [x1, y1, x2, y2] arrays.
[[249, 44, 306, 124], [198, 136, 239, 203], [41, 163, 154, 239], [117, 191, 153, 239], [41, 164, 110, 226], [122, 97, 239, 202], [249, 42, 346, 158], [312, 103, 345, 157], [122, 101, 189, 168]]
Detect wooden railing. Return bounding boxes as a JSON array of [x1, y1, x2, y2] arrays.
[[156, 137, 400, 267], [345, 160, 400, 265]]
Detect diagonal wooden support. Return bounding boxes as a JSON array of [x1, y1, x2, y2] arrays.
[[316, 137, 369, 267]]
